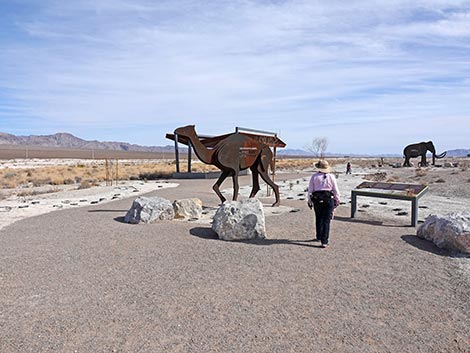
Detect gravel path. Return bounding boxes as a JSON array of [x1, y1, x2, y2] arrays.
[[0, 174, 469, 352]]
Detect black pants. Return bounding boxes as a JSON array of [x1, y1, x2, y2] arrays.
[[313, 198, 334, 245]]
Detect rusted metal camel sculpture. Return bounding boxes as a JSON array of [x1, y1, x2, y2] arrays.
[[174, 125, 280, 206]]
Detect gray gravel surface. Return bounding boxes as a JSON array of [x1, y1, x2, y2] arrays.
[[1, 174, 469, 353]]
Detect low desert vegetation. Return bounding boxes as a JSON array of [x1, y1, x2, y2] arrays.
[[0, 160, 221, 190], [1, 156, 468, 193]]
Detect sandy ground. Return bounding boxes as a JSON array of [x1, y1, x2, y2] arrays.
[[0, 180, 179, 232], [2, 162, 469, 230], [0, 160, 469, 352]]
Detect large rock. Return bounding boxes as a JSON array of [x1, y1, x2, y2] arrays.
[[125, 196, 174, 224], [212, 199, 266, 241], [417, 212, 470, 254], [173, 198, 203, 219]]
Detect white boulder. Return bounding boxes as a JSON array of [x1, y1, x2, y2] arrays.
[[125, 196, 174, 224], [417, 212, 470, 254], [173, 198, 203, 219], [212, 199, 266, 241]]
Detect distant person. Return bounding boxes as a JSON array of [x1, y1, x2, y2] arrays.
[[346, 162, 352, 174], [307, 160, 341, 248]]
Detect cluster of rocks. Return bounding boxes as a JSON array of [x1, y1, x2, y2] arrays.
[[125, 196, 266, 241], [124, 196, 203, 224]]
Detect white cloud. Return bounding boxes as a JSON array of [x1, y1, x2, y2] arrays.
[[0, 0, 469, 152]]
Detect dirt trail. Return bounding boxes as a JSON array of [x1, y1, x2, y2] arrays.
[[0, 173, 468, 352]]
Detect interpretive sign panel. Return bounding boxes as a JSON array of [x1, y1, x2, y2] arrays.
[[350, 181, 428, 227]]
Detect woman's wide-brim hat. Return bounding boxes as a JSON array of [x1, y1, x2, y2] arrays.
[[315, 159, 332, 173]]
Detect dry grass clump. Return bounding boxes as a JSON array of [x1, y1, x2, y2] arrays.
[[0, 190, 8, 200], [415, 168, 427, 178], [386, 175, 401, 183], [363, 172, 387, 181], [16, 187, 60, 197]]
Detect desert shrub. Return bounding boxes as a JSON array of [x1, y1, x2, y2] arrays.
[[49, 177, 65, 185], [78, 179, 98, 189], [415, 168, 427, 177], [32, 177, 52, 187], [138, 171, 172, 180], [3, 172, 17, 179], [1, 180, 17, 189], [364, 172, 387, 181], [386, 176, 400, 182], [78, 180, 91, 189], [17, 189, 38, 197], [19, 186, 60, 196]]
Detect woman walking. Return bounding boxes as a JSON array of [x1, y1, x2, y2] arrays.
[[307, 160, 340, 248]]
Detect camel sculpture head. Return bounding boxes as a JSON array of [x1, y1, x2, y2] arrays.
[[174, 125, 196, 137]]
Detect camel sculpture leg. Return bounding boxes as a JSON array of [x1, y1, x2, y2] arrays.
[[212, 170, 230, 203], [249, 148, 280, 206], [231, 171, 240, 201], [257, 165, 280, 207], [249, 165, 260, 198]]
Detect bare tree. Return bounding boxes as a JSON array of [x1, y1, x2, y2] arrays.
[[304, 137, 329, 159]]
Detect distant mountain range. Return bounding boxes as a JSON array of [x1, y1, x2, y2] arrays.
[[0, 132, 469, 157], [0, 132, 176, 153]]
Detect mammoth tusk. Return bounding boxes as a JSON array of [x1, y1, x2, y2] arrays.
[[436, 151, 447, 158]]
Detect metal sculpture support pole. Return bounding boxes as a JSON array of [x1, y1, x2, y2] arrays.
[[411, 198, 418, 227], [187, 140, 192, 173], [267, 146, 277, 197], [105, 159, 110, 186], [115, 159, 119, 185], [174, 133, 180, 173]]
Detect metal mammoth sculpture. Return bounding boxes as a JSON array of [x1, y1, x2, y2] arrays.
[[403, 141, 446, 167], [173, 125, 280, 206]]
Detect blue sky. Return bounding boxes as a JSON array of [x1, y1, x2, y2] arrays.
[[1, 0, 469, 154]]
